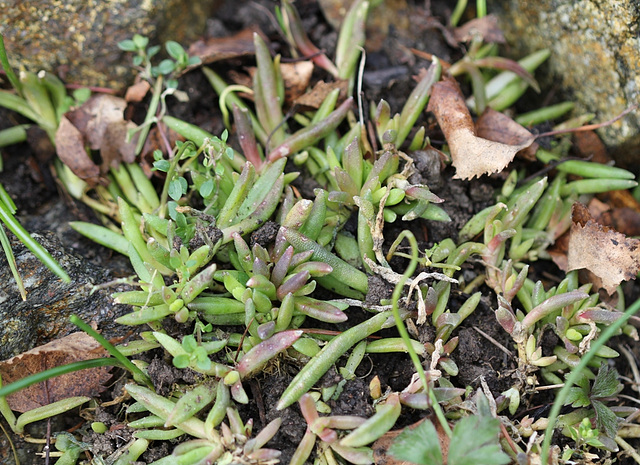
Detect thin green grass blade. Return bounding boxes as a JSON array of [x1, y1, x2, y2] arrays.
[[0, 358, 120, 398], [540, 296, 640, 464], [70, 315, 153, 389], [0, 225, 26, 300], [0, 35, 22, 95], [0, 198, 70, 282]]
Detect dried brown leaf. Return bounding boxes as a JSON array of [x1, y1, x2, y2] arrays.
[[293, 79, 349, 110], [572, 130, 610, 164], [71, 95, 128, 151], [601, 207, 640, 237], [64, 94, 138, 171], [280, 61, 314, 105], [187, 27, 258, 66], [0, 333, 110, 412], [125, 80, 151, 103], [427, 79, 534, 179], [476, 107, 538, 160], [100, 120, 138, 166], [55, 116, 101, 185], [568, 202, 640, 294], [452, 15, 505, 43]]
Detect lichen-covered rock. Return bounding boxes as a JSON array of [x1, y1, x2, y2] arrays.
[[490, 0, 640, 168], [0, 0, 220, 89], [0, 231, 132, 361]]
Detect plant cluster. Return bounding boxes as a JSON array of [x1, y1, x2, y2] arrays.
[[0, 0, 639, 464]]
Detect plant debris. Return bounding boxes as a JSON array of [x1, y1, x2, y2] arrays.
[[0, 332, 109, 412], [568, 202, 640, 294], [427, 79, 535, 180]]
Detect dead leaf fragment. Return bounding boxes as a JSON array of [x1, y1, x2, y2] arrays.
[[567, 202, 640, 294], [187, 27, 258, 66], [293, 79, 349, 110], [452, 15, 505, 44], [427, 79, 535, 179], [0, 332, 110, 412], [280, 61, 314, 105], [125, 80, 151, 103], [476, 107, 538, 160], [68, 94, 128, 152], [55, 116, 101, 185], [62, 94, 139, 172]]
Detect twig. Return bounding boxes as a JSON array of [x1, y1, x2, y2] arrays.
[[615, 436, 640, 464], [473, 326, 513, 358], [535, 105, 637, 139], [618, 345, 640, 393], [534, 384, 565, 391]]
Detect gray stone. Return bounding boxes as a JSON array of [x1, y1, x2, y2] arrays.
[[0, 0, 220, 89], [490, 0, 640, 168], [0, 231, 132, 361]]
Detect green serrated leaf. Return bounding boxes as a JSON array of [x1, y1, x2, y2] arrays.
[[388, 420, 443, 465], [564, 387, 590, 408], [591, 400, 619, 439], [447, 416, 510, 465], [591, 364, 620, 399]]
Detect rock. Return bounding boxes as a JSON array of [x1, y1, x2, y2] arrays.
[[0, 231, 132, 361], [0, 0, 221, 89], [490, 0, 640, 169]]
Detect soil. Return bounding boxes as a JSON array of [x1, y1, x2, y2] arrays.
[[0, 0, 639, 464]]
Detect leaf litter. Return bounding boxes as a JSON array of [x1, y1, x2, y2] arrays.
[[427, 78, 535, 180], [55, 94, 139, 185], [0, 332, 110, 412], [568, 202, 640, 294]]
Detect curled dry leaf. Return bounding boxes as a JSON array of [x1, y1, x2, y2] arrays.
[[59, 94, 138, 179], [0, 332, 110, 412], [572, 129, 610, 165], [280, 61, 314, 105], [427, 79, 535, 180], [476, 107, 538, 160], [55, 116, 102, 186], [187, 27, 258, 66], [125, 79, 151, 103], [568, 202, 640, 294], [452, 15, 505, 44], [293, 79, 349, 110], [67, 94, 128, 151]]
